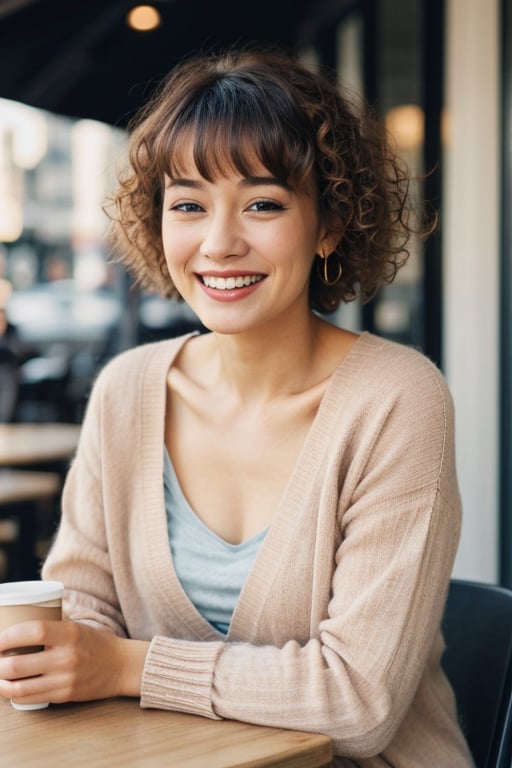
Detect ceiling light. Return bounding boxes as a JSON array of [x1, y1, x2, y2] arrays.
[[127, 5, 161, 32]]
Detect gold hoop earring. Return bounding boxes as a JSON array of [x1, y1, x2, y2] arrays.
[[319, 254, 343, 286]]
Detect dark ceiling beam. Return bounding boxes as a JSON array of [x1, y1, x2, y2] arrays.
[[0, 0, 320, 124], [0, 0, 38, 20], [18, 0, 130, 110]]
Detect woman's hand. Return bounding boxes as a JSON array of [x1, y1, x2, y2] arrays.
[[0, 620, 149, 707]]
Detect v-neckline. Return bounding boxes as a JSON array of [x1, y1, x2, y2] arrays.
[[139, 331, 372, 642]]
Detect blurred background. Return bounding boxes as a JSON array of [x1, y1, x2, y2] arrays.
[[0, 0, 509, 586]]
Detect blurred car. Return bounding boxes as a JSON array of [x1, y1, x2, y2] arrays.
[[5, 280, 122, 422], [6, 280, 122, 349]]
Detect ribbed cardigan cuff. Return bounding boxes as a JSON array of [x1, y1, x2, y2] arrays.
[[140, 636, 224, 718]]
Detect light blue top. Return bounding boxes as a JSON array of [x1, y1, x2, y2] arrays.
[[164, 446, 268, 635]]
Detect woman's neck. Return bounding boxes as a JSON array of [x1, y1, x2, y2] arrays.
[[180, 312, 354, 410]]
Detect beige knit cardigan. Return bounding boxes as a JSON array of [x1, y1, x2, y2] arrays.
[[43, 332, 475, 767]]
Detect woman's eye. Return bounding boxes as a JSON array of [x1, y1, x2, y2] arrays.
[[247, 200, 284, 212], [169, 202, 204, 213]]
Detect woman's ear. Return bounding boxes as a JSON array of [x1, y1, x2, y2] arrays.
[[316, 229, 342, 259]]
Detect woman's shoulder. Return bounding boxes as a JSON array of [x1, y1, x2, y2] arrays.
[[354, 332, 449, 387], [338, 332, 455, 421], [330, 334, 457, 477]]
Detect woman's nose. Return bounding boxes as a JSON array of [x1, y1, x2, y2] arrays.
[[200, 212, 248, 261]]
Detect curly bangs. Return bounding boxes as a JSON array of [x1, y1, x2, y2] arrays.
[[158, 73, 317, 188], [107, 48, 430, 311]]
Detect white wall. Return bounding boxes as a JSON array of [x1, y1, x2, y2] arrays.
[[443, 0, 500, 582]]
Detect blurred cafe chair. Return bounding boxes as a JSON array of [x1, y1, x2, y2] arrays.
[[17, 353, 71, 422], [442, 579, 512, 768], [0, 357, 19, 423], [0, 469, 61, 581], [0, 308, 20, 422]]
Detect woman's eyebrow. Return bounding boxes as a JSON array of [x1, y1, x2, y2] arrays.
[[164, 175, 291, 190], [241, 176, 291, 190], [165, 178, 203, 189]]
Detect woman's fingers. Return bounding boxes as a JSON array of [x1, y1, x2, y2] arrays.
[[0, 621, 71, 704], [0, 647, 46, 680], [0, 620, 147, 704], [0, 617, 76, 654], [0, 620, 111, 703], [2, 670, 69, 704]]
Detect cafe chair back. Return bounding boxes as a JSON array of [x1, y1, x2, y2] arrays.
[[442, 578, 512, 768], [0, 361, 19, 422]]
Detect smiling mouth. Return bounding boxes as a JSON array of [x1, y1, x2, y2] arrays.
[[200, 275, 265, 290]]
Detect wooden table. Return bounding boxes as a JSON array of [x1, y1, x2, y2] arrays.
[[0, 469, 61, 504], [0, 423, 80, 467], [0, 697, 333, 767]]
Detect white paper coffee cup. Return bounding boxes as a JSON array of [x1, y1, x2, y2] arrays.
[[0, 580, 64, 710]]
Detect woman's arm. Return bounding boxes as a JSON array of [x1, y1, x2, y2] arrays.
[[41, 363, 130, 636], [0, 359, 151, 707]]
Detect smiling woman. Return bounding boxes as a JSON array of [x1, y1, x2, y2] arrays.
[[0, 48, 475, 768], [107, 49, 422, 313]]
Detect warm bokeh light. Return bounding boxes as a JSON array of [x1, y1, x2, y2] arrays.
[[0, 99, 48, 169], [71, 119, 112, 240], [385, 104, 425, 150], [126, 5, 161, 32], [441, 108, 452, 149], [0, 196, 23, 243]]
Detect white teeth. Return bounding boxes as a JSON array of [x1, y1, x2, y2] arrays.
[[202, 275, 263, 290]]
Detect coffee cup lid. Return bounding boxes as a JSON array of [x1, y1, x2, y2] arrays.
[[0, 581, 64, 605]]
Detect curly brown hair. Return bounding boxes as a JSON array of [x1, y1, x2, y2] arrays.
[[107, 48, 430, 314]]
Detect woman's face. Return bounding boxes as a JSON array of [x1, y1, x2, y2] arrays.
[[161, 143, 333, 337]]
